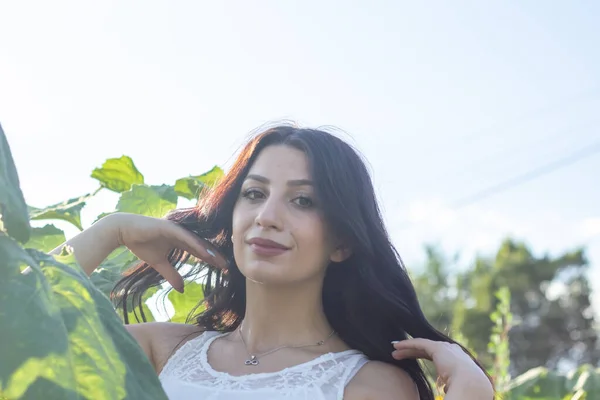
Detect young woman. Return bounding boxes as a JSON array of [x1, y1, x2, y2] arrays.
[[51, 125, 494, 399]]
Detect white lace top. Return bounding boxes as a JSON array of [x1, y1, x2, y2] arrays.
[[159, 331, 370, 399]]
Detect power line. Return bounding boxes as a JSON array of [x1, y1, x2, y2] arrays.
[[460, 120, 598, 177], [452, 88, 600, 145], [418, 118, 600, 194], [584, 233, 600, 246], [449, 140, 600, 209], [418, 88, 600, 156]]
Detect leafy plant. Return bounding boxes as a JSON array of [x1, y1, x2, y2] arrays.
[[447, 286, 600, 399], [0, 123, 173, 399], [488, 286, 513, 393], [503, 364, 600, 399], [18, 137, 223, 324]]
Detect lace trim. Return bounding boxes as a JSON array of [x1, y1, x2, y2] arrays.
[[160, 330, 370, 394], [199, 331, 361, 380]]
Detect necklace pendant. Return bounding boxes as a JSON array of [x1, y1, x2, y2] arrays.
[[244, 355, 259, 366]]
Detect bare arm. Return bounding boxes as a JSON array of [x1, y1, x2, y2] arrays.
[[49, 213, 121, 276], [47, 212, 226, 292], [46, 214, 161, 368], [46, 213, 211, 372], [45, 212, 226, 372]]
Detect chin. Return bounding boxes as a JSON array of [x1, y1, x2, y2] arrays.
[[239, 260, 292, 284], [238, 259, 311, 286]]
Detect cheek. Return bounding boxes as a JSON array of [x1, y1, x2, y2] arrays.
[[295, 217, 331, 263], [231, 219, 245, 268], [231, 207, 246, 246]]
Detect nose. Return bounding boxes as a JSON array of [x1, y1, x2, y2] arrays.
[[254, 197, 283, 231]]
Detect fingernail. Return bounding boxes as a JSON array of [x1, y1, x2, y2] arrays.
[[391, 341, 400, 344], [207, 249, 216, 257]]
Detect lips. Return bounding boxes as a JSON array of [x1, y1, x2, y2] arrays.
[[246, 237, 290, 256]]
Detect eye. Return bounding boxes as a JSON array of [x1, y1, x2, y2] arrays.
[[241, 188, 265, 201], [293, 195, 314, 208]]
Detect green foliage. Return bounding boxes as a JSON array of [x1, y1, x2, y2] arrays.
[[116, 184, 178, 217], [29, 194, 93, 231], [0, 242, 168, 399], [118, 287, 159, 325], [18, 143, 223, 321], [24, 224, 66, 253], [174, 166, 225, 200], [414, 241, 599, 399], [0, 123, 30, 243], [488, 287, 513, 392], [168, 281, 205, 323], [91, 155, 144, 193], [504, 364, 600, 399], [0, 127, 169, 399], [412, 245, 456, 332], [88, 248, 139, 299], [416, 240, 599, 380]]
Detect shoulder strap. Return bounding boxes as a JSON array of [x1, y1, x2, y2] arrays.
[[336, 355, 370, 399]]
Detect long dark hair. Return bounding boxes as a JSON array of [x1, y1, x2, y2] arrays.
[[111, 124, 492, 399]]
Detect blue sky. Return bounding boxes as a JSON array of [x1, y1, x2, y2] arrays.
[[1, 1, 599, 311]]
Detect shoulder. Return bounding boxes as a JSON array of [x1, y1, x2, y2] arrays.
[[344, 360, 420, 400], [126, 321, 204, 374]]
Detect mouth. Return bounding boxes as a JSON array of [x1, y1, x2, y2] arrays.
[[246, 237, 290, 256]]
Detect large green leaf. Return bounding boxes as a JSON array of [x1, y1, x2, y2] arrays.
[[168, 281, 205, 323], [0, 236, 168, 400], [116, 184, 177, 218], [24, 224, 66, 253], [29, 194, 92, 231], [0, 123, 31, 243], [174, 166, 224, 200], [91, 156, 144, 193]]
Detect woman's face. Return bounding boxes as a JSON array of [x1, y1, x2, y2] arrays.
[[231, 145, 345, 285]]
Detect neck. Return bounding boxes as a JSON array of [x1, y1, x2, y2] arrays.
[[238, 277, 333, 353]]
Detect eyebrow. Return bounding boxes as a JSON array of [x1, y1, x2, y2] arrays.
[[245, 174, 313, 187]]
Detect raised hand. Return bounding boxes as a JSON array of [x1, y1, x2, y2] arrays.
[[112, 212, 228, 292], [50, 212, 228, 293], [392, 338, 494, 399]]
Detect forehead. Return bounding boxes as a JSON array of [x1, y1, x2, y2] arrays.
[[247, 145, 311, 179]]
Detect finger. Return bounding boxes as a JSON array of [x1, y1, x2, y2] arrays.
[[169, 225, 229, 269], [152, 261, 185, 293], [392, 338, 441, 361], [392, 348, 431, 361], [392, 338, 438, 352]]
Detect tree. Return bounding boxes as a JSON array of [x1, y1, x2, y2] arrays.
[[411, 245, 457, 333], [413, 239, 600, 376]]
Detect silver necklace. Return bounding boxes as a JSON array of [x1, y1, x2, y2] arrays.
[[237, 323, 336, 366]]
